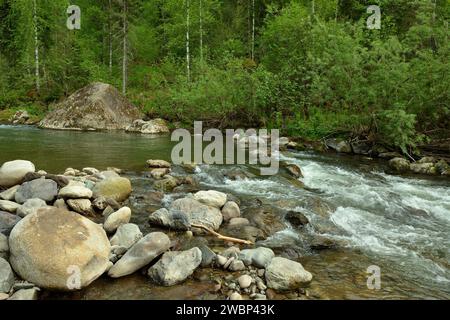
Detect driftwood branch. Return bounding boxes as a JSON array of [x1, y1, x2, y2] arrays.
[[190, 224, 254, 245]]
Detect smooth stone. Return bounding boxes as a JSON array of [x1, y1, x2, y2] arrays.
[[0, 233, 8, 259], [0, 211, 21, 236], [229, 292, 243, 300], [199, 245, 216, 267], [169, 197, 223, 231], [59, 184, 93, 199], [9, 207, 110, 290], [0, 185, 20, 201], [239, 247, 275, 268], [153, 175, 178, 192], [229, 260, 246, 271], [82, 167, 99, 175], [0, 257, 14, 293], [265, 257, 313, 291], [146, 159, 171, 168], [53, 199, 68, 210], [150, 168, 170, 180], [7, 287, 39, 300], [108, 232, 171, 278], [15, 178, 58, 204], [104, 207, 131, 233], [285, 164, 303, 178], [193, 190, 227, 208], [221, 201, 240, 221], [16, 198, 48, 217], [238, 275, 253, 289], [67, 199, 93, 215], [0, 160, 35, 188], [216, 255, 227, 266], [148, 247, 202, 286], [229, 217, 250, 226], [389, 157, 411, 173], [109, 223, 143, 249], [148, 208, 190, 231], [92, 177, 132, 202], [0, 200, 20, 213]]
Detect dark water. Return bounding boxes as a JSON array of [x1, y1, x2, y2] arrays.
[[1, 125, 449, 300]]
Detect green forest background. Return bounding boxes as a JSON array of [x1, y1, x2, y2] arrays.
[[0, 0, 449, 154]]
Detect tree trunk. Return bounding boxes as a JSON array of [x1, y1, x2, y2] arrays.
[[109, 0, 113, 74], [33, 0, 40, 93], [186, 0, 191, 82], [199, 0, 203, 66], [122, 0, 127, 95], [251, 0, 255, 61]]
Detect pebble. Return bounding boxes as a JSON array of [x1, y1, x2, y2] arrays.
[[229, 260, 245, 271], [229, 292, 243, 300], [216, 255, 227, 267], [238, 275, 253, 289]]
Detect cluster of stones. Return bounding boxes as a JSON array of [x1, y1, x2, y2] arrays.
[[389, 156, 450, 176]]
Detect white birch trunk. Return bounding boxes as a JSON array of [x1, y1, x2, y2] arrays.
[[122, 0, 127, 95], [33, 0, 40, 93], [186, 0, 191, 82]]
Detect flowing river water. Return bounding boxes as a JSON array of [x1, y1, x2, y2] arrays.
[[1, 125, 449, 300]]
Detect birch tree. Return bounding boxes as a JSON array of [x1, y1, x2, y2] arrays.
[[122, 0, 128, 95], [33, 0, 40, 93], [186, 0, 191, 82]]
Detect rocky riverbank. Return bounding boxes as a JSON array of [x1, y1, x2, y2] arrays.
[[0, 158, 315, 300]]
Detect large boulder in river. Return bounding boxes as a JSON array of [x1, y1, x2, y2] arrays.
[[39, 82, 143, 131], [0, 160, 35, 188], [9, 207, 111, 291], [169, 197, 223, 231]]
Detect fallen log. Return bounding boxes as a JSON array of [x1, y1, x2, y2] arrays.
[[190, 223, 254, 245]]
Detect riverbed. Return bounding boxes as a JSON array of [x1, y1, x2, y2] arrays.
[[1, 125, 449, 300]]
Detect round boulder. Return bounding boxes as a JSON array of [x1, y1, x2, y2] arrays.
[[0, 160, 35, 188], [92, 177, 132, 202], [9, 207, 111, 291]]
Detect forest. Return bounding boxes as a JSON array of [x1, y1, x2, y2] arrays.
[[0, 0, 449, 155]]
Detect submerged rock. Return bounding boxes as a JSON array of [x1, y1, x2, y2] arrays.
[[148, 247, 202, 286], [9, 207, 111, 291], [0, 160, 35, 188], [285, 211, 309, 228], [108, 232, 171, 278], [39, 82, 143, 131], [265, 257, 312, 291]]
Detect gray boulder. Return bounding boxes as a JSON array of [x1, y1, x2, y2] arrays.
[[265, 257, 313, 291], [169, 197, 223, 231], [16, 198, 48, 217], [148, 247, 202, 286], [108, 232, 171, 278], [148, 208, 191, 231], [0, 211, 21, 235], [15, 178, 58, 204], [221, 201, 240, 221], [0, 257, 14, 293], [325, 139, 352, 153], [109, 223, 143, 249], [389, 158, 410, 173], [239, 247, 275, 268]]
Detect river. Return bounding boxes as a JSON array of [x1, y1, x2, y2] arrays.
[[1, 125, 449, 300]]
